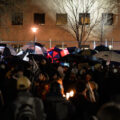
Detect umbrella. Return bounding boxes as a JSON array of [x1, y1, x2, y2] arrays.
[[21, 42, 47, 55], [47, 47, 62, 52], [7, 44, 17, 55], [0, 43, 16, 56], [59, 53, 100, 66], [59, 53, 89, 63], [60, 48, 69, 57], [17, 49, 33, 60], [47, 47, 62, 63], [94, 51, 120, 63], [27, 54, 48, 62], [78, 49, 97, 56], [95, 45, 109, 52], [67, 47, 77, 54], [59, 54, 77, 62], [4, 55, 30, 68]]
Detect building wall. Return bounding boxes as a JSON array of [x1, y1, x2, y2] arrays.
[[0, 0, 76, 48], [0, 0, 120, 49]]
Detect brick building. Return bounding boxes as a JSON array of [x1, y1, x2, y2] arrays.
[[0, 0, 120, 49]]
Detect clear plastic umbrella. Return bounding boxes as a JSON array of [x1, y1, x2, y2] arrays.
[[94, 51, 120, 63]]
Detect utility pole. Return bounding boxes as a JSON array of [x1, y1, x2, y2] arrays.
[[100, 19, 104, 45]]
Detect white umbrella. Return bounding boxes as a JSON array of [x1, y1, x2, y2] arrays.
[[21, 43, 34, 51], [0, 44, 16, 56], [21, 42, 47, 55], [7, 44, 17, 55], [94, 51, 120, 63]]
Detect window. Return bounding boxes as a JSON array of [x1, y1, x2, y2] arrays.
[[56, 13, 67, 25], [79, 13, 90, 25], [12, 12, 23, 25], [102, 13, 113, 25], [34, 13, 45, 25]]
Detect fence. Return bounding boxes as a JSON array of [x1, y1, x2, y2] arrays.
[[0, 40, 120, 50]]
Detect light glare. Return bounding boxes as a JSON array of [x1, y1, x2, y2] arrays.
[[32, 27, 38, 33]]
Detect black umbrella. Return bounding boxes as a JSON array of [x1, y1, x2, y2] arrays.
[[27, 54, 48, 62], [3, 47, 11, 57], [78, 49, 97, 56], [4, 55, 30, 68], [95, 45, 109, 52], [59, 54, 77, 62], [59, 53, 90, 63], [59, 53, 100, 66], [67, 47, 77, 54]]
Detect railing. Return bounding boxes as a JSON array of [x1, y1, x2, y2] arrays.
[[0, 40, 120, 50]]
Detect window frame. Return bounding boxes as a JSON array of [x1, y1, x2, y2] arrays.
[[56, 13, 67, 25], [102, 13, 114, 25], [79, 13, 90, 25], [11, 12, 23, 25], [34, 13, 45, 25]]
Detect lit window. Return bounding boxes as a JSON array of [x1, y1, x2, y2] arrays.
[[12, 12, 23, 25], [34, 13, 45, 25], [56, 13, 67, 25], [79, 13, 90, 25], [102, 13, 113, 25]]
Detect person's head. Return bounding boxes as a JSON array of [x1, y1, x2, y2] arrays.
[[0, 63, 6, 70], [96, 102, 120, 120], [79, 68, 86, 75], [52, 71, 60, 81], [14, 68, 24, 78], [86, 73, 92, 82], [63, 66, 69, 72], [41, 59, 47, 65], [113, 68, 118, 73], [38, 72, 49, 81], [17, 70, 24, 77], [17, 76, 31, 91], [39, 73, 46, 81], [70, 72, 76, 79]]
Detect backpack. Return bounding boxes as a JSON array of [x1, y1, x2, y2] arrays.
[[13, 96, 36, 120]]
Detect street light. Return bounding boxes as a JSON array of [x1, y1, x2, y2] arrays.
[[31, 27, 38, 53]]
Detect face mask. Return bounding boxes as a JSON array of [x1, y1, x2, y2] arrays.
[[113, 69, 118, 73], [0, 64, 5, 69]]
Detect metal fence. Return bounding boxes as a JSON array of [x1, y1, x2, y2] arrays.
[[0, 40, 120, 50]]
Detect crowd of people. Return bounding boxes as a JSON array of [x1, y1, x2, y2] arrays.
[[0, 52, 120, 120]]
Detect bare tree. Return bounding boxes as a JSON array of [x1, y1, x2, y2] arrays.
[[53, 0, 118, 48]]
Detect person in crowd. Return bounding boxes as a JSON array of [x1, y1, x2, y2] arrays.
[[2, 67, 17, 105], [57, 64, 65, 79], [62, 65, 73, 93], [34, 71, 49, 100], [85, 72, 99, 103], [44, 81, 75, 120], [70, 81, 97, 120], [71, 64, 78, 75], [2, 75, 46, 120], [96, 102, 120, 120]]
